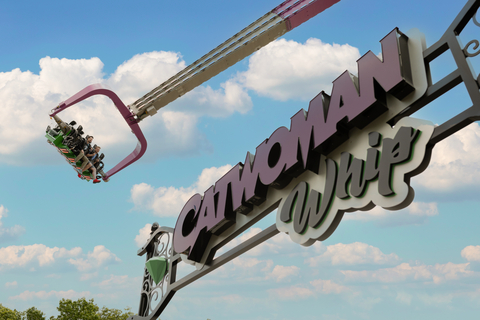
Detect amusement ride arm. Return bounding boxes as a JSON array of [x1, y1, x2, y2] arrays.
[[49, 0, 341, 181], [128, 0, 340, 121]]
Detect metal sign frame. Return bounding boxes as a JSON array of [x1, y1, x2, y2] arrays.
[[130, 0, 480, 319]]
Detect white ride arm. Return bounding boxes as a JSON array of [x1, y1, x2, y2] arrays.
[[128, 0, 340, 122]]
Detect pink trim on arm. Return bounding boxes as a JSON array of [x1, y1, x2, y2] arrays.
[[272, 0, 341, 30], [50, 83, 147, 181]]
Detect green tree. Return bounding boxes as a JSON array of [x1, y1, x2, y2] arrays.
[[23, 306, 46, 320], [98, 306, 134, 320], [52, 298, 99, 320], [48, 298, 135, 320], [0, 304, 22, 320]]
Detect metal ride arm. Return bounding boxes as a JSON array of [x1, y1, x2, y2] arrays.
[[49, 84, 147, 181], [129, 0, 341, 121], [50, 0, 340, 181]]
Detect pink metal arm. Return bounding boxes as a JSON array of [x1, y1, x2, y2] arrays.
[[273, 0, 341, 30], [50, 83, 147, 181]]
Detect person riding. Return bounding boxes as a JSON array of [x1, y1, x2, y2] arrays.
[[87, 145, 101, 164], [77, 141, 101, 184], [86, 145, 102, 184], [74, 135, 93, 163]]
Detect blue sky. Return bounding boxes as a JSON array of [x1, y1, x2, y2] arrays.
[[2, 0, 480, 319]]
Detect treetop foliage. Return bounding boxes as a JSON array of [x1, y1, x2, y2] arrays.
[[0, 298, 134, 320], [0, 305, 45, 320]]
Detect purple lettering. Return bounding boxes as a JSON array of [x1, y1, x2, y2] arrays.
[[172, 28, 415, 264], [256, 127, 296, 188], [173, 194, 203, 258]]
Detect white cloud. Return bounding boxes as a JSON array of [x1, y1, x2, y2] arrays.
[[418, 293, 454, 306], [0, 243, 121, 276], [130, 164, 232, 217], [396, 292, 412, 305], [216, 225, 320, 259], [269, 279, 349, 300], [218, 227, 284, 257], [88, 274, 142, 304], [310, 279, 349, 294], [237, 38, 360, 101], [210, 294, 243, 305], [168, 80, 252, 118], [5, 281, 17, 288], [9, 289, 91, 301], [344, 202, 438, 227], [68, 245, 121, 272], [347, 296, 382, 310], [0, 57, 104, 164], [0, 205, 8, 220], [416, 122, 480, 192], [0, 51, 251, 166], [192, 255, 277, 286], [1, 38, 362, 166], [0, 244, 81, 270], [106, 51, 186, 104], [135, 223, 153, 248], [139, 109, 214, 161], [0, 225, 25, 242], [230, 256, 273, 272], [266, 265, 300, 282], [341, 262, 472, 284], [268, 286, 314, 300], [306, 242, 400, 267], [1, 37, 364, 167], [80, 272, 98, 281], [91, 274, 138, 290], [461, 245, 480, 262], [0, 205, 25, 243]]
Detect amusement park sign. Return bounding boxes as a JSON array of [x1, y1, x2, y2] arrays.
[[132, 0, 480, 318], [173, 28, 431, 261]]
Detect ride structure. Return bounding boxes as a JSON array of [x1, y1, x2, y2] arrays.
[[125, 0, 480, 318], [46, 0, 340, 182], [46, 115, 106, 182]]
